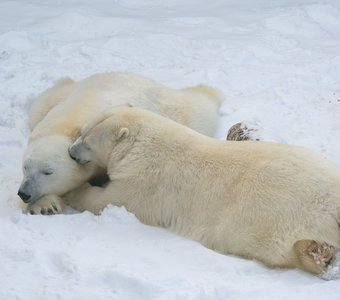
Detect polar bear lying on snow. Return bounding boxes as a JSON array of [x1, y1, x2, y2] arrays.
[[18, 72, 223, 214], [67, 106, 340, 278]]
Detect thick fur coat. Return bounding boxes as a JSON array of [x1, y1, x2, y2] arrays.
[[68, 106, 340, 277], [18, 72, 222, 213]]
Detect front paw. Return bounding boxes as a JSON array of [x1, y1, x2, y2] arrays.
[[27, 195, 65, 215]]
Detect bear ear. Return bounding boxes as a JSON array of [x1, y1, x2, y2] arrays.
[[116, 127, 129, 140], [126, 103, 133, 108]]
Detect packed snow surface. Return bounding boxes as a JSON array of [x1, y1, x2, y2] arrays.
[[1, 0, 340, 299]]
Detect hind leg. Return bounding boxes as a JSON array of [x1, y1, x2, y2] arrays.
[[294, 240, 339, 278]]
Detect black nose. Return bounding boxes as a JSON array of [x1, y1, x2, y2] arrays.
[[69, 149, 77, 161], [17, 190, 31, 203]]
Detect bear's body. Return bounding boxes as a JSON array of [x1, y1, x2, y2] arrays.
[[19, 72, 223, 212], [68, 107, 340, 278]]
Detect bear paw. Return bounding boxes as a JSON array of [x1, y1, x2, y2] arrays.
[[27, 195, 65, 215], [226, 122, 258, 141], [319, 251, 340, 280]]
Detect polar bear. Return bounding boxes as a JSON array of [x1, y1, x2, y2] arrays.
[[67, 106, 340, 278], [18, 72, 223, 214]]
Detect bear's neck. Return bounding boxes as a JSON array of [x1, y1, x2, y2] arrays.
[[107, 124, 220, 182]]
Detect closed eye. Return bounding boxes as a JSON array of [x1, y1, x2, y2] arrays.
[[42, 170, 54, 175]]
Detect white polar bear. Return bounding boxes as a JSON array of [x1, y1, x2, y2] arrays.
[[18, 72, 223, 214], [67, 106, 340, 278]]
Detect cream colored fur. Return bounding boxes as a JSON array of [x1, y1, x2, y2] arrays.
[[67, 106, 340, 276], [20, 72, 223, 213]]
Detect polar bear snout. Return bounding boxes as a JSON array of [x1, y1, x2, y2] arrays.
[[18, 180, 34, 203], [17, 189, 31, 203], [68, 140, 90, 165], [68, 149, 78, 162]]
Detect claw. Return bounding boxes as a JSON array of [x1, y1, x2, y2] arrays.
[[26, 195, 64, 215]]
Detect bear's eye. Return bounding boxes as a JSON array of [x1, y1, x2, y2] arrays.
[[42, 170, 53, 176]]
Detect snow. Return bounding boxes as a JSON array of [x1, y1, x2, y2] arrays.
[[1, 0, 340, 299]]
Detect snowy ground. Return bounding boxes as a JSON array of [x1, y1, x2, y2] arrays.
[[1, 0, 340, 299]]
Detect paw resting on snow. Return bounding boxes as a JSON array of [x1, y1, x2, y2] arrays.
[[226, 122, 258, 141], [319, 249, 340, 280], [26, 194, 65, 215]]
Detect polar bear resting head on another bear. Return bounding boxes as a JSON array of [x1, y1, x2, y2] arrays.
[[67, 106, 340, 279], [18, 72, 223, 214]]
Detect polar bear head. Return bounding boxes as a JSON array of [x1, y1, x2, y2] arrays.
[[18, 134, 97, 204], [69, 107, 133, 169]]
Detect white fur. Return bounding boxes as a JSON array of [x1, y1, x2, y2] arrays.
[[19, 72, 223, 212], [67, 106, 340, 275]]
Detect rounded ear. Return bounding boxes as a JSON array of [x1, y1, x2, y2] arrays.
[[117, 127, 129, 140], [126, 103, 133, 108]]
